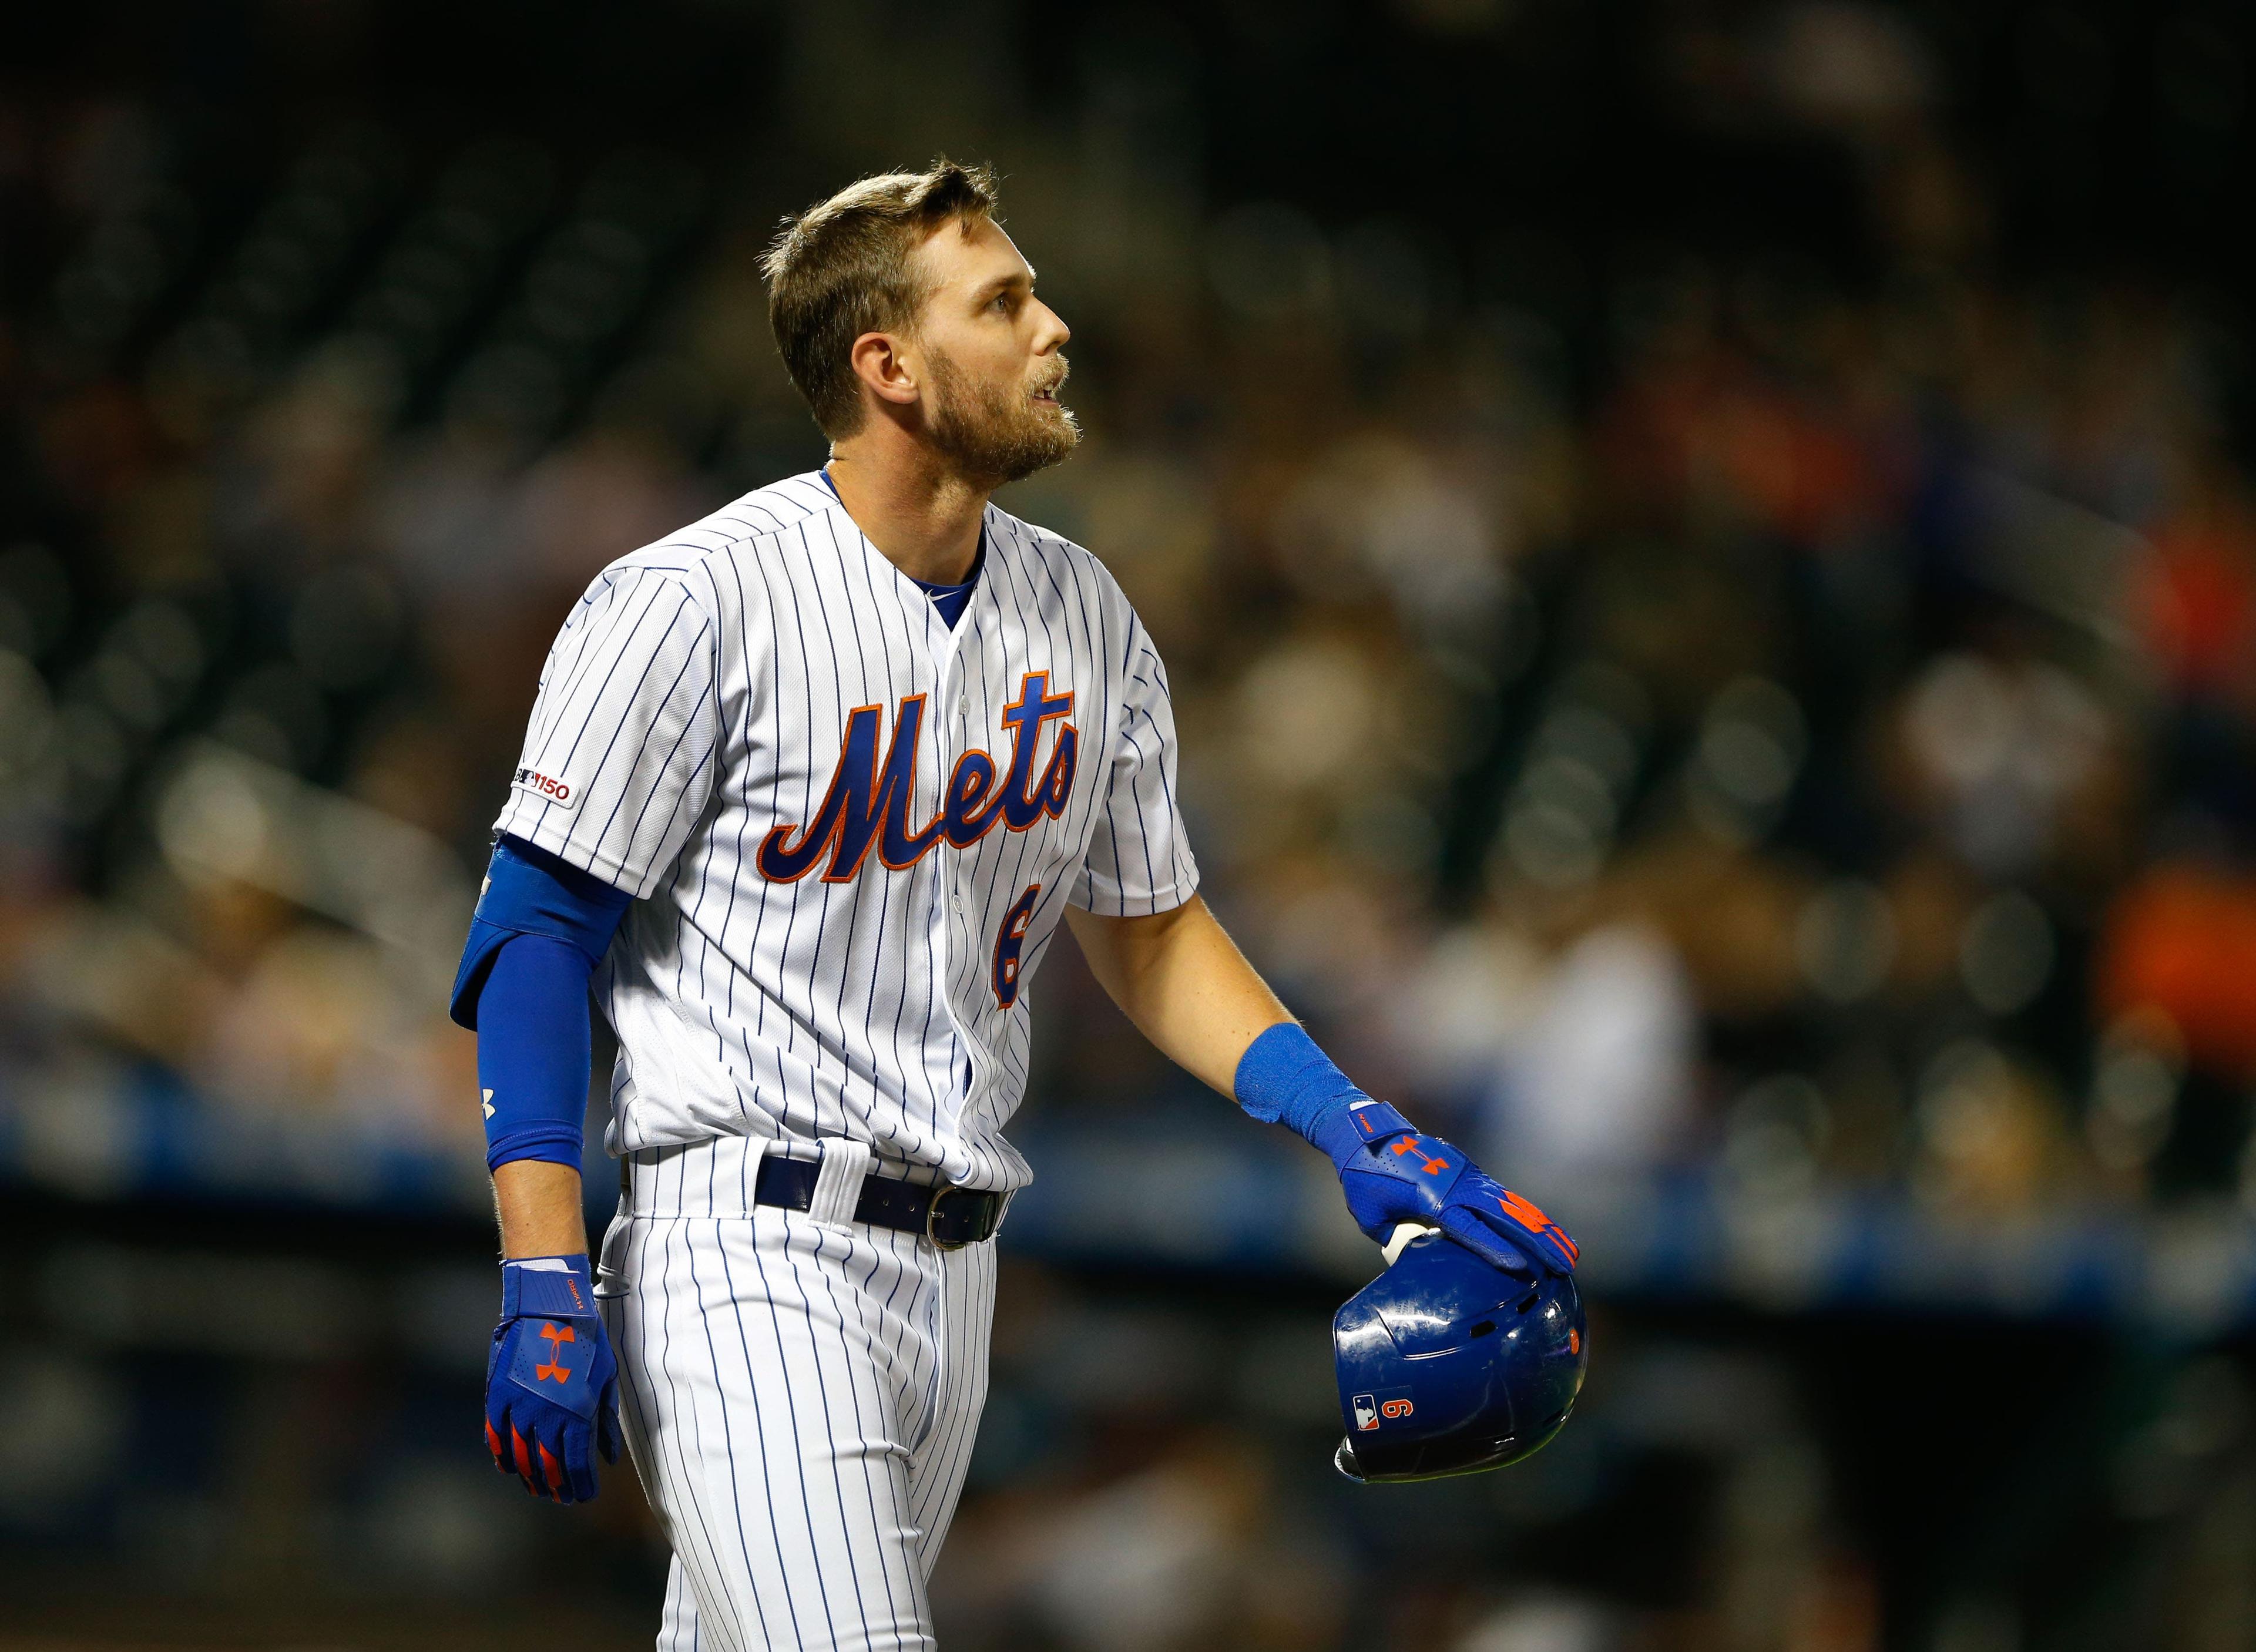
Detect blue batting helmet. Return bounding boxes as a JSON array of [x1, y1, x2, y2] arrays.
[[1332, 1228, 1589, 1482]]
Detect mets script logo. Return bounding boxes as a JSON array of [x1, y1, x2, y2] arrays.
[[758, 671, 1077, 883]]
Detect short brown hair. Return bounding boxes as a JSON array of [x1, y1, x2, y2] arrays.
[[761, 160, 1001, 438]]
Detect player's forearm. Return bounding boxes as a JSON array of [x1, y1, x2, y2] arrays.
[[473, 932, 597, 1258], [455, 837, 630, 1262], [493, 1158, 589, 1258], [1065, 896, 1292, 1096]]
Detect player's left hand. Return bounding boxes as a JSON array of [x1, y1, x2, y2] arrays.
[[1322, 1102, 1578, 1278], [485, 1254, 622, 1503]]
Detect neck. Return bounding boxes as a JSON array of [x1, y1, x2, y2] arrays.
[[822, 435, 988, 586]]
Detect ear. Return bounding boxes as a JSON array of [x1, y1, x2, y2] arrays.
[[847, 330, 922, 412]]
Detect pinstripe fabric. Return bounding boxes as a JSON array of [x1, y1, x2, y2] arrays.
[[500, 471, 1187, 1646], [494, 471, 1197, 1195], [601, 1140, 996, 1651]]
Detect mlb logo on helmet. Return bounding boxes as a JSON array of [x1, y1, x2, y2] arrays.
[[1352, 1391, 1416, 1431]]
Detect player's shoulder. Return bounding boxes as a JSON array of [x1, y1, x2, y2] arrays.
[[689, 471, 844, 553], [575, 471, 843, 609], [981, 502, 1140, 632]]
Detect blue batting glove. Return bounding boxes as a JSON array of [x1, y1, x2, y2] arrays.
[[1312, 1102, 1579, 1278], [485, 1254, 622, 1503]]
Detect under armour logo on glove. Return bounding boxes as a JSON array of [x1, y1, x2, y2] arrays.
[[534, 1322, 577, 1382], [486, 1255, 622, 1503], [1387, 1137, 1452, 1177], [1322, 1101, 1578, 1278]]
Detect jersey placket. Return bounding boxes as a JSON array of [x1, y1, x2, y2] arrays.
[[923, 553, 996, 1171]]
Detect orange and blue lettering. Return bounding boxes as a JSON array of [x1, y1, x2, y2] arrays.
[[757, 697, 939, 882], [758, 673, 1077, 884], [991, 883, 1042, 1007], [942, 748, 999, 846], [994, 672, 1077, 831]]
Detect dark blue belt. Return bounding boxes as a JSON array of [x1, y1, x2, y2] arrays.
[[753, 1156, 1003, 1250]]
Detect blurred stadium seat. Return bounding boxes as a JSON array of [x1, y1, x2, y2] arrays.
[[3, 2, 2256, 1648]]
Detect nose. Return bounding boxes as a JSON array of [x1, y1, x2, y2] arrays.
[[1033, 297, 1070, 351]]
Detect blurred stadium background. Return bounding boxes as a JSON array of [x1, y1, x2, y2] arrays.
[[4, 1, 2256, 1648]]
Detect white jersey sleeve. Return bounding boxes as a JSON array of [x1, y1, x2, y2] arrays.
[[1070, 617, 1199, 916], [494, 564, 719, 898]]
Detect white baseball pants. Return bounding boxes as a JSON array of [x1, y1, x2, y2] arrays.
[[596, 1136, 998, 1651]]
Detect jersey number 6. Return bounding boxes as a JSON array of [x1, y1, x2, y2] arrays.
[[991, 884, 1041, 1008]]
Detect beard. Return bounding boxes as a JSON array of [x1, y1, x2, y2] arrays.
[[925, 347, 1080, 487]]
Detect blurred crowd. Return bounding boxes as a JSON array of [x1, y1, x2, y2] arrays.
[[5, 5, 2256, 1649], [4, 20, 2253, 1232]]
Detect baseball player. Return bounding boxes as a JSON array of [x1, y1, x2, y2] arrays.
[[449, 159, 1576, 1651]]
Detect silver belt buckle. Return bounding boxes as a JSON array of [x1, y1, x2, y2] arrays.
[[924, 1183, 973, 1251]]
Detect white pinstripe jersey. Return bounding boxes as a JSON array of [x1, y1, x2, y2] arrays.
[[494, 470, 1197, 1193]]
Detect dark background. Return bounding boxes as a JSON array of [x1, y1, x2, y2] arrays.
[[4, 3, 2256, 1649]]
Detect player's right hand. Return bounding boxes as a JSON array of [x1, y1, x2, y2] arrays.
[[485, 1254, 622, 1503], [1324, 1102, 1579, 1279]]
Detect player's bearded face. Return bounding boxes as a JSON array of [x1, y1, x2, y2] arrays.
[[924, 344, 1079, 486]]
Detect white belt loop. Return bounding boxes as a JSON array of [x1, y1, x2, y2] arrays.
[[807, 1137, 872, 1232]]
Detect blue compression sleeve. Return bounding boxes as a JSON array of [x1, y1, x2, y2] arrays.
[[450, 835, 630, 1030], [1233, 1022, 1409, 1169], [451, 835, 632, 1171], [477, 935, 594, 1171]]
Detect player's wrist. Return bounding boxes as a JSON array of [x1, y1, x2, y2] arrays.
[[1307, 1097, 1418, 1170], [493, 1158, 589, 1259], [1233, 1022, 1411, 1169], [498, 1254, 597, 1320]]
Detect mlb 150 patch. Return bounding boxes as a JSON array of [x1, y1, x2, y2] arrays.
[[512, 768, 577, 810]]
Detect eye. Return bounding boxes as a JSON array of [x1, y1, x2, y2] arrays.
[[991, 291, 1013, 313]]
